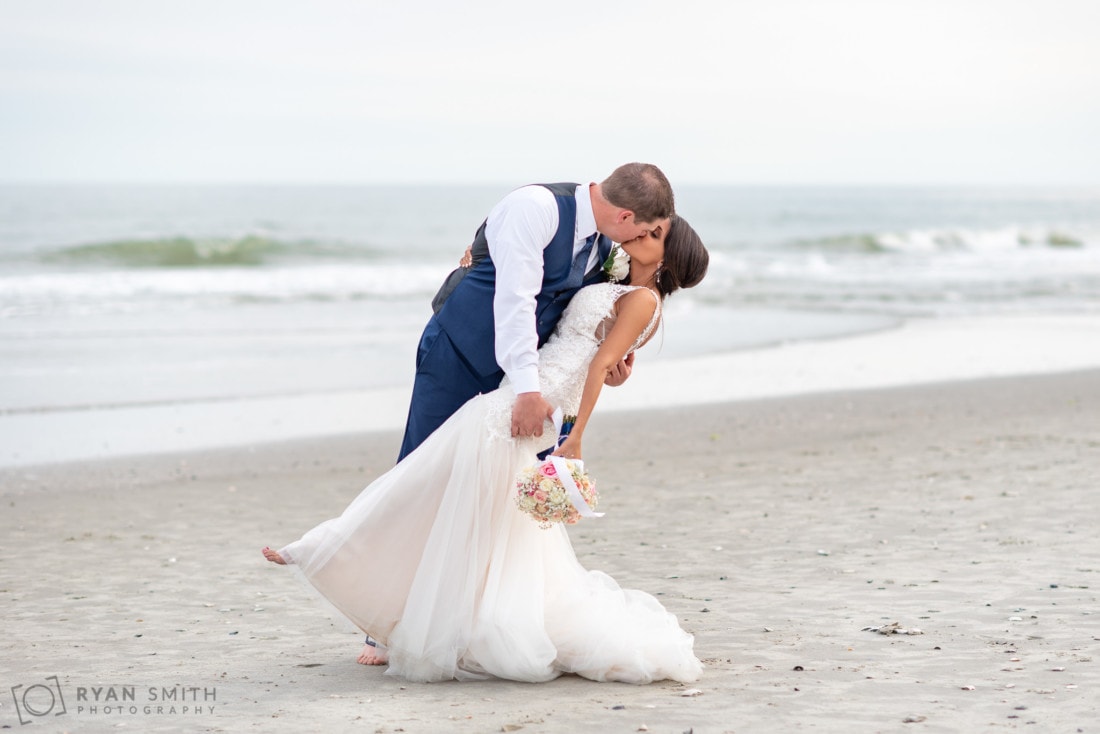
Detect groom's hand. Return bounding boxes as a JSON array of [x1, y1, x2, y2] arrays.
[[603, 353, 634, 387], [512, 392, 554, 438]]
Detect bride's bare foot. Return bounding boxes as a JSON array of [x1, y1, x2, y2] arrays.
[[357, 643, 389, 666], [262, 546, 286, 565]]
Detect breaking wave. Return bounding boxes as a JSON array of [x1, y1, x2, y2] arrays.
[[38, 235, 383, 267], [793, 226, 1094, 254]]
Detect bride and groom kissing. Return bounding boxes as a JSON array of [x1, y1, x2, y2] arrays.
[[263, 162, 710, 684]]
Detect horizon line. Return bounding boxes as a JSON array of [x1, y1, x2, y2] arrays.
[[2, 180, 1099, 189]]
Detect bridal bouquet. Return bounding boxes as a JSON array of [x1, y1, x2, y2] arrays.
[[514, 457, 601, 529]]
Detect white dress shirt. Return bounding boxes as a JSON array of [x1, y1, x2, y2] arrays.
[[485, 184, 600, 395]]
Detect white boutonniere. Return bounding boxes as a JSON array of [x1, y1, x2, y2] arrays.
[[601, 244, 630, 283]]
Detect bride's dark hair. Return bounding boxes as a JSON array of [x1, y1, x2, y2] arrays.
[[655, 214, 709, 299]]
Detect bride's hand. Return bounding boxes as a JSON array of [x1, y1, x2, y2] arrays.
[[459, 246, 473, 268], [552, 434, 582, 460]]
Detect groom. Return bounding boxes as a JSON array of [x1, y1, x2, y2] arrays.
[[398, 162, 675, 460], [356, 163, 674, 666]]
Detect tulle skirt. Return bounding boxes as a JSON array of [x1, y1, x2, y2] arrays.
[[279, 395, 702, 684]]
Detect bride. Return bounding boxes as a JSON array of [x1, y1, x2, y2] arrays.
[[264, 215, 709, 684]]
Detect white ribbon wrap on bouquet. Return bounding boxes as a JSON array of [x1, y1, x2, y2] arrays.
[[549, 408, 604, 519]]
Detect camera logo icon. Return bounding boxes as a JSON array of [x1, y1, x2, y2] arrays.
[[10, 676, 67, 725]]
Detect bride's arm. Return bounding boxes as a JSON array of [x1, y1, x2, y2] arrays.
[[552, 288, 658, 460]]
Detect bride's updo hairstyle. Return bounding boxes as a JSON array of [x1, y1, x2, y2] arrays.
[[655, 215, 709, 299]]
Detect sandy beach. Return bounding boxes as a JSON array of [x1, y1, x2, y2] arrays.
[[2, 368, 1098, 732]]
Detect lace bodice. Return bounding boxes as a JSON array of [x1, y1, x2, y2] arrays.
[[485, 283, 661, 442]]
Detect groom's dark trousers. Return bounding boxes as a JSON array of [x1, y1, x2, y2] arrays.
[[397, 316, 504, 461], [397, 182, 610, 462]]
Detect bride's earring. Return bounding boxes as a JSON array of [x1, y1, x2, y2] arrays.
[[655, 261, 663, 287]]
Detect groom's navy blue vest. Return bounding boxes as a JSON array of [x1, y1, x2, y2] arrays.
[[434, 182, 606, 379]]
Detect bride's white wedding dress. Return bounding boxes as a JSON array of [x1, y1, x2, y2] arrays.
[[277, 282, 702, 684]]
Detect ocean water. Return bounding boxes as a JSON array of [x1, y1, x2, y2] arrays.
[[3, 184, 1099, 321], [1, 183, 1099, 464]]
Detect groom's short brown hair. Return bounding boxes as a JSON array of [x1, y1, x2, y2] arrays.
[[601, 163, 675, 224]]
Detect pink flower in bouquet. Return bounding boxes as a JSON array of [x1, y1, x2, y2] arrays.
[[540, 462, 558, 478], [534, 490, 548, 503]]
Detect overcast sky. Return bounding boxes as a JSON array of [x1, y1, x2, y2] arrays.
[[2, 0, 1098, 185]]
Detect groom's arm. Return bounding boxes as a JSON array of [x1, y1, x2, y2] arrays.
[[486, 186, 557, 436], [486, 185, 556, 394]]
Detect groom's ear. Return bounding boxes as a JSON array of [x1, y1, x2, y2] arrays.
[[616, 209, 635, 224]]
